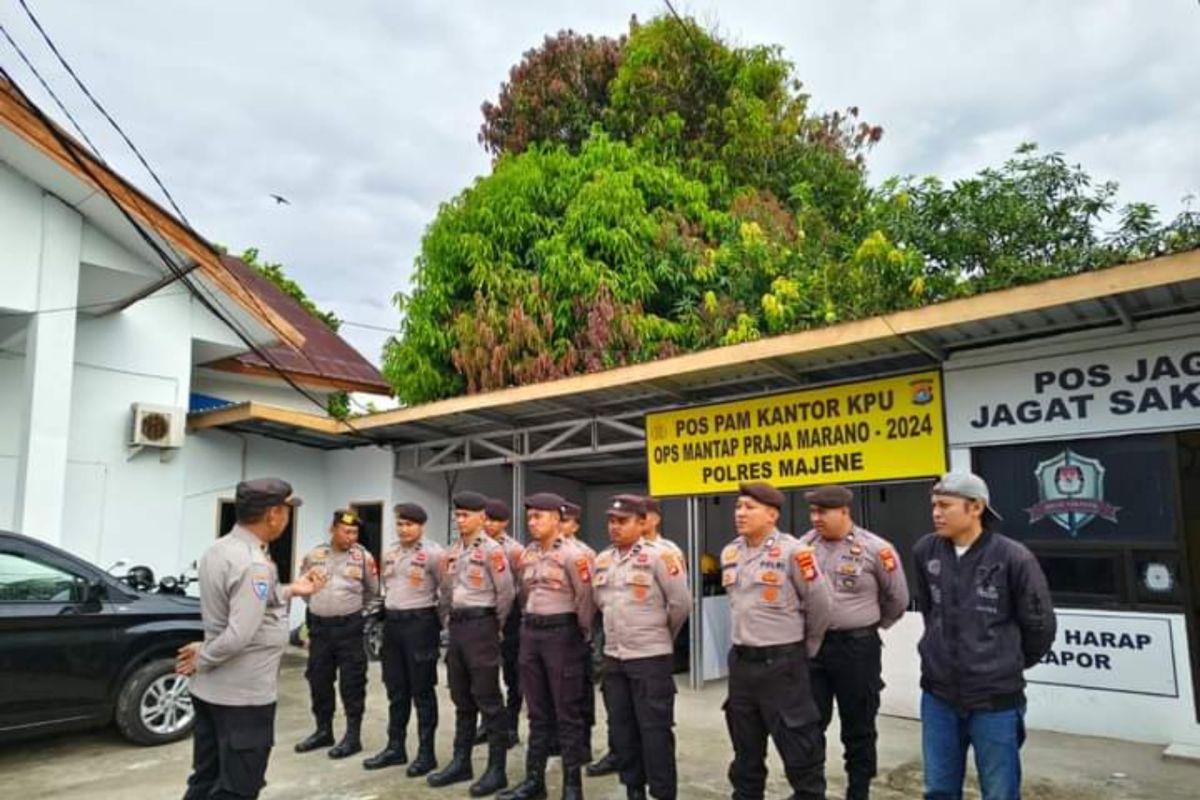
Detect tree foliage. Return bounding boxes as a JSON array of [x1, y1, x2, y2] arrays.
[[479, 28, 624, 158], [384, 14, 1200, 405]]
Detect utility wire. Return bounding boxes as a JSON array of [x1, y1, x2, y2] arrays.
[[16, 0, 191, 227], [0, 20, 100, 156], [0, 65, 381, 440]]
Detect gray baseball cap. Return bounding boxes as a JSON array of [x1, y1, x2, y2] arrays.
[[931, 472, 1002, 522]]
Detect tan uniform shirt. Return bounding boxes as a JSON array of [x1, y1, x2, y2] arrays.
[[798, 525, 910, 630], [191, 526, 290, 706], [382, 538, 445, 610], [722, 530, 833, 656], [301, 542, 379, 618], [494, 533, 526, 602], [439, 532, 516, 627], [519, 535, 596, 635], [566, 534, 596, 560], [647, 533, 685, 566], [593, 538, 690, 660]]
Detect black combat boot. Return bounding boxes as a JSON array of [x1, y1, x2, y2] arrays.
[[328, 717, 363, 759], [497, 752, 547, 800], [585, 751, 618, 777], [475, 720, 489, 745], [561, 766, 583, 800], [294, 721, 334, 753], [427, 747, 473, 787], [362, 736, 406, 770], [469, 741, 509, 796], [406, 723, 438, 777]]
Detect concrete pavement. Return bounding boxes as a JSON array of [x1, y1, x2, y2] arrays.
[[1, 651, 1195, 799]]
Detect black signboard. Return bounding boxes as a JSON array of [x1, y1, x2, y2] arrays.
[[973, 433, 1176, 544]]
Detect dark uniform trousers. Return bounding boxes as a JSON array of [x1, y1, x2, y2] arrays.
[[810, 628, 883, 797], [604, 654, 678, 800], [381, 608, 441, 745], [183, 698, 274, 800], [520, 615, 588, 768], [724, 644, 825, 800], [446, 610, 505, 750], [306, 613, 368, 724], [500, 605, 523, 734]]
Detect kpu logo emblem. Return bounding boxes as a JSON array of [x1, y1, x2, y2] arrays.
[[1026, 449, 1120, 536]]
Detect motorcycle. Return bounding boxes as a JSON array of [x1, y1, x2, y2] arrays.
[[108, 559, 198, 595]]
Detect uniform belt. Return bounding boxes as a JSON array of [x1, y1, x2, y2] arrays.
[[523, 612, 576, 629], [732, 642, 805, 662], [824, 625, 878, 640], [385, 607, 437, 621], [309, 612, 363, 626], [450, 606, 496, 622]]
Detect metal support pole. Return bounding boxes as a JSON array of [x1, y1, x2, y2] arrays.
[[688, 495, 703, 690], [511, 461, 526, 543]]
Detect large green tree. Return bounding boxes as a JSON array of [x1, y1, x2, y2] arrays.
[[384, 14, 1199, 405]]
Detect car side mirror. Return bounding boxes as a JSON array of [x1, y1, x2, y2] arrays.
[[84, 579, 108, 605]]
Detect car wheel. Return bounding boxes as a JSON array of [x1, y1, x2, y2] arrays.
[[114, 657, 195, 745]]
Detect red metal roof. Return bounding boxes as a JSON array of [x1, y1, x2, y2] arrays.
[[205, 255, 393, 395]]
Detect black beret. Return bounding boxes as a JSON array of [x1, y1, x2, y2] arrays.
[[452, 491, 488, 511], [331, 509, 361, 527], [236, 478, 302, 514], [561, 501, 582, 521], [393, 502, 428, 524], [804, 485, 854, 509], [606, 494, 647, 517], [485, 498, 511, 521], [525, 492, 566, 513], [643, 496, 662, 515], [738, 482, 785, 510]]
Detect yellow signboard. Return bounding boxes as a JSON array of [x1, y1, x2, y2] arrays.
[[645, 370, 947, 497]]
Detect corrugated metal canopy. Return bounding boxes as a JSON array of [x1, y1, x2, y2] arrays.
[[187, 250, 1200, 457]]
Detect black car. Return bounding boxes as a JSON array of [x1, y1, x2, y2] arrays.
[[0, 530, 203, 745]]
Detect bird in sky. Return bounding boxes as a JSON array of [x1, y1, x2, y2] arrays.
[[269, 193, 290, 205]]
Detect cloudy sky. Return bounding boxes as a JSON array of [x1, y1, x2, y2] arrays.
[[2, 1, 1197, 366]]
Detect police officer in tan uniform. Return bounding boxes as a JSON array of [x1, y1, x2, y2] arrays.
[[722, 482, 834, 800], [428, 491, 517, 796], [295, 509, 380, 759], [558, 500, 600, 768], [364, 502, 445, 776], [500, 493, 596, 800], [593, 494, 691, 800], [797, 485, 909, 800], [642, 497, 685, 562], [477, 498, 525, 750], [178, 478, 324, 800]]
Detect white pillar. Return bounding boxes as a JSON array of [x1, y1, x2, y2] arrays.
[[13, 195, 82, 545]]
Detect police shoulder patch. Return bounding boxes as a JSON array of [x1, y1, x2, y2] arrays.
[[663, 553, 682, 577], [879, 547, 897, 572], [491, 550, 507, 573], [575, 558, 592, 583], [794, 547, 818, 581]]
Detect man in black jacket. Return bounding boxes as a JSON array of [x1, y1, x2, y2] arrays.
[[913, 472, 1056, 800]]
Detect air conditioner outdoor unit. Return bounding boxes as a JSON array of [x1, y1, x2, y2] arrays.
[[130, 402, 185, 448]]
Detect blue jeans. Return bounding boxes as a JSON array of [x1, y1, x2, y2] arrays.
[[921, 691, 1025, 800]]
